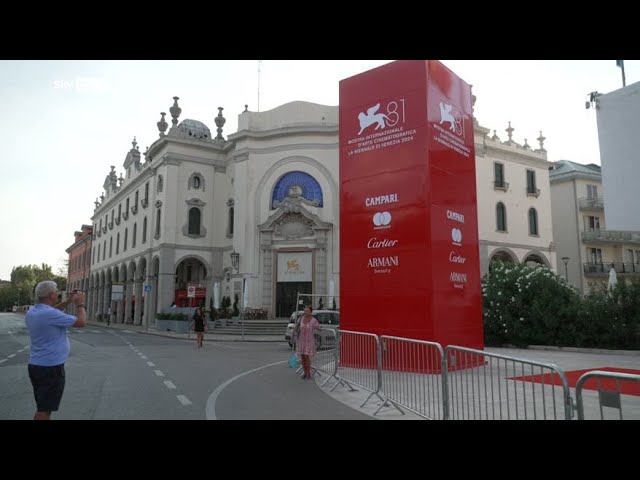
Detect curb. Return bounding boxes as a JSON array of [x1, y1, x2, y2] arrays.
[[523, 345, 640, 357], [86, 320, 283, 343]]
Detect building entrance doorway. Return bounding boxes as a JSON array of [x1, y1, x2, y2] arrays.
[[275, 282, 312, 318]]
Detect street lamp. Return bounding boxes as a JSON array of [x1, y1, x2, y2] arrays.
[[230, 250, 239, 273], [561, 256, 570, 282]]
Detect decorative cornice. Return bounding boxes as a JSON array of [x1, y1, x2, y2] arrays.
[[228, 124, 338, 142], [186, 198, 206, 207]]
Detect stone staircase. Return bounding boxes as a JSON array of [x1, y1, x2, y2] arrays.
[[210, 318, 289, 336]]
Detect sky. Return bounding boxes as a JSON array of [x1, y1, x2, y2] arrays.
[[0, 59, 637, 281]]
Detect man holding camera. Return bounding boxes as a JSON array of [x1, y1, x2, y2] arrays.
[[24, 281, 87, 420]]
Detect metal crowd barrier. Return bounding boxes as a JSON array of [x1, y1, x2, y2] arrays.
[[575, 371, 640, 420], [443, 346, 573, 420], [313, 329, 338, 378], [332, 330, 390, 407], [378, 335, 445, 419]]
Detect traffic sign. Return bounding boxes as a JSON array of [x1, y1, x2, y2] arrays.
[[144, 284, 152, 293], [187, 285, 196, 298]]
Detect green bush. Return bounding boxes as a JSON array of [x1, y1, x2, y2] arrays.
[[482, 261, 581, 347], [577, 279, 640, 349]]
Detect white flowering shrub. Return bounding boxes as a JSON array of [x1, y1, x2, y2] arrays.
[[482, 261, 580, 347]]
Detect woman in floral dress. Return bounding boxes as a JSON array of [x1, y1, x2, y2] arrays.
[[295, 306, 320, 379]]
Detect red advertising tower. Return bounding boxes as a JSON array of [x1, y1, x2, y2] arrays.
[[339, 60, 483, 350]]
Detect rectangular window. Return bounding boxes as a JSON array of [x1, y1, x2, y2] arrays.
[[636, 250, 640, 264], [135, 190, 139, 206], [126, 198, 130, 212], [118, 204, 121, 219], [589, 248, 602, 264], [111, 209, 114, 223], [584, 216, 600, 231], [145, 182, 149, 202], [587, 184, 598, 199], [526, 170, 537, 194], [494, 163, 505, 187]]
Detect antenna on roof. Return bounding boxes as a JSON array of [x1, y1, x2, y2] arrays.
[[257, 60, 262, 112]]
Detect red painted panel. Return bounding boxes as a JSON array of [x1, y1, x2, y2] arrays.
[[339, 60, 482, 354]]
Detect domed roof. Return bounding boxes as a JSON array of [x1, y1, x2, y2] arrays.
[[177, 119, 211, 139]]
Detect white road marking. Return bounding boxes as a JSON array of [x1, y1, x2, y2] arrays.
[[146, 361, 155, 367], [7, 331, 12, 334], [140, 355, 148, 360], [0, 359, 7, 363], [177, 395, 192, 406], [164, 381, 176, 389], [205, 360, 287, 420], [154, 370, 165, 377], [8, 354, 16, 358]]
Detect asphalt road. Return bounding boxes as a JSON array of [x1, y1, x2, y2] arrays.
[[0, 313, 370, 420]]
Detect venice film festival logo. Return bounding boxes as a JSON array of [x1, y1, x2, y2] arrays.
[[357, 100, 406, 135], [439, 102, 463, 136]]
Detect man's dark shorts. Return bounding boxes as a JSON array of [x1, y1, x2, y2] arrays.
[[28, 364, 65, 412]]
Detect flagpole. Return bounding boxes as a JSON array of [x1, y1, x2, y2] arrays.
[[617, 60, 626, 88]]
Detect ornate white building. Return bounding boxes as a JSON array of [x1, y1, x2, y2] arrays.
[[86, 96, 555, 326]]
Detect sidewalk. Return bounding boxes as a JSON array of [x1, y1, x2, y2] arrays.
[[86, 319, 283, 342]]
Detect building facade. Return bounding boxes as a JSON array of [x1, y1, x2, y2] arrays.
[[595, 81, 640, 231], [473, 120, 555, 274], [86, 96, 556, 324], [550, 160, 640, 293], [66, 224, 92, 296]]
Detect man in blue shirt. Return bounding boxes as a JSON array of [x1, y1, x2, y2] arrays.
[[25, 281, 86, 420]]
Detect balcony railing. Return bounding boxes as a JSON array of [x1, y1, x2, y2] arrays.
[[141, 198, 149, 209], [526, 187, 540, 198], [583, 262, 640, 275], [581, 229, 640, 245], [578, 196, 604, 210], [494, 180, 509, 191], [131, 205, 138, 215]]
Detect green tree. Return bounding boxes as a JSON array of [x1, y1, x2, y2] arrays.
[[0, 284, 20, 311], [9, 263, 59, 305]]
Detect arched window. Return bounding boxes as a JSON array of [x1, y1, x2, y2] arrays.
[[142, 217, 147, 243], [193, 176, 200, 189], [116, 232, 120, 254], [228, 206, 234, 236], [109, 237, 113, 258], [496, 202, 507, 232], [529, 208, 539, 236], [156, 208, 162, 237], [188, 207, 201, 235], [124, 228, 128, 251], [132, 223, 137, 248], [94, 245, 98, 264], [157, 175, 163, 193], [102, 240, 106, 260], [271, 171, 324, 209]]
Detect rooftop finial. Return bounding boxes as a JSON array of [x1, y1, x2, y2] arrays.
[[215, 107, 226, 142], [132, 136, 137, 151], [170, 96, 182, 128], [157, 112, 168, 137], [505, 121, 514, 143], [537, 131, 546, 151], [244, 104, 248, 113]]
